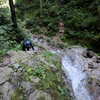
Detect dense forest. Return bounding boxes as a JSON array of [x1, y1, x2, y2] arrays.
[[0, 0, 100, 58]]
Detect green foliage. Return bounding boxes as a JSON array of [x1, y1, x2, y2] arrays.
[[37, 45, 46, 50], [56, 43, 64, 49], [0, 23, 29, 60], [25, 18, 36, 29], [10, 87, 24, 100], [14, 0, 100, 51], [34, 9, 40, 17], [46, 38, 50, 43], [61, 37, 67, 42], [10, 50, 73, 100], [57, 86, 72, 100], [0, 7, 11, 25], [22, 62, 73, 99], [97, 53, 100, 56], [90, 77, 95, 84]]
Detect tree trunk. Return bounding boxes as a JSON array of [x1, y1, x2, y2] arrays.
[[98, 6, 100, 26], [98, 6, 100, 34], [9, 0, 17, 28], [40, 0, 42, 15]]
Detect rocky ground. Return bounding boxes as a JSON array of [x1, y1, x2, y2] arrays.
[[0, 29, 100, 100], [0, 50, 74, 100]]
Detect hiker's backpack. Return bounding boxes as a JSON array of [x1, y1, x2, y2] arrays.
[[26, 41, 31, 47]]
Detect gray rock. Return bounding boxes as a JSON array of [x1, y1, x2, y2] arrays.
[[28, 89, 51, 100], [13, 63, 20, 69], [33, 38, 38, 43], [50, 64, 58, 71], [39, 39, 43, 42], [50, 55, 62, 64], [30, 76, 41, 83], [2, 82, 14, 100], [18, 67, 23, 72], [97, 60, 100, 63], [7, 50, 17, 57], [0, 63, 3, 67], [0, 67, 13, 85], [21, 81, 35, 92], [87, 51, 95, 58], [82, 51, 87, 57]]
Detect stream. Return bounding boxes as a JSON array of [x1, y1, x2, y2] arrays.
[[61, 51, 93, 100], [31, 36, 94, 100]]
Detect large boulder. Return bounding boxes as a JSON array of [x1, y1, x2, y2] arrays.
[[87, 51, 95, 58], [83, 55, 100, 100], [0, 50, 74, 100]]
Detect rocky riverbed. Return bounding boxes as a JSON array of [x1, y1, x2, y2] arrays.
[[31, 35, 100, 100], [0, 34, 100, 100]]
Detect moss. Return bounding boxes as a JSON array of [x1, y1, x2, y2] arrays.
[[38, 45, 46, 50], [0, 92, 3, 95], [48, 91, 62, 100], [90, 77, 95, 84], [37, 94, 45, 100], [7, 89, 10, 94], [8, 78, 13, 83], [10, 87, 24, 100]]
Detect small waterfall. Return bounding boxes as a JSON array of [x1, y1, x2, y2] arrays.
[[62, 54, 92, 100], [51, 49, 93, 100], [31, 35, 94, 100]]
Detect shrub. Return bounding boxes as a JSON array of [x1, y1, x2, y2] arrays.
[[61, 37, 67, 42], [46, 38, 50, 43], [56, 43, 64, 49]]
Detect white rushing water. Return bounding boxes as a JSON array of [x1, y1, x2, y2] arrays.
[[62, 55, 92, 100], [51, 49, 93, 100]]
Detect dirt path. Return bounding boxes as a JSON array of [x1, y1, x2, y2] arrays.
[[26, 29, 70, 46]]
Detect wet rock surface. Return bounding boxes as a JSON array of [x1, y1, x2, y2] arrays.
[[64, 46, 100, 100]]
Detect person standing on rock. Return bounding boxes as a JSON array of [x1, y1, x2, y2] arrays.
[[23, 39, 34, 51]]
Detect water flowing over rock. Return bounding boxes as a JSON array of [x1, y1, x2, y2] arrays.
[[51, 46, 100, 100], [31, 35, 100, 100], [61, 50, 93, 100]]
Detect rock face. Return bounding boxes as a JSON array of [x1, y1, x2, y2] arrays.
[[70, 46, 100, 100], [0, 50, 74, 100], [59, 46, 100, 100], [84, 56, 100, 100], [1, 45, 100, 100], [28, 89, 51, 100], [30, 35, 100, 100], [87, 51, 95, 58]]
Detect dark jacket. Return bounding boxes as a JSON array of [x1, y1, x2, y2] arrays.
[[23, 39, 34, 51]]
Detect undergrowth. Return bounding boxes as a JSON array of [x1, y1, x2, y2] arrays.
[[15, 0, 100, 52]]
